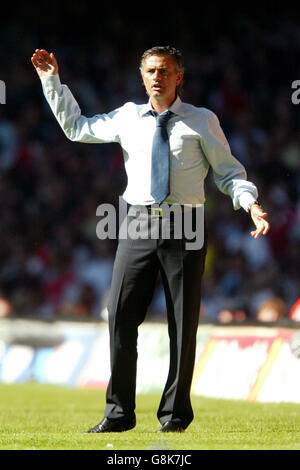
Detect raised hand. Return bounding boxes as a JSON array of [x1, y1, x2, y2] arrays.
[[31, 49, 58, 77]]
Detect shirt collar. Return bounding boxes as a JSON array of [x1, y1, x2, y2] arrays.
[[139, 95, 186, 117]]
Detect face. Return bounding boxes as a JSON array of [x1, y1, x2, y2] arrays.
[[141, 54, 183, 104]]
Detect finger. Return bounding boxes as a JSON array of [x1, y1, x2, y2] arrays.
[[257, 218, 270, 233], [37, 52, 48, 62], [40, 49, 51, 60], [50, 52, 58, 66], [31, 56, 51, 73], [40, 51, 56, 71], [254, 230, 261, 238], [35, 48, 47, 55], [32, 53, 44, 65], [252, 222, 264, 237], [251, 221, 270, 238], [34, 49, 49, 61], [34, 49, 45, 61], [31, 55, 41, 68], [262, 222, 270, 235], [253, 214, 269, 227]]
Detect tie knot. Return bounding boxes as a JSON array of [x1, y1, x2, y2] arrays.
[[154, 111, 172, 127]]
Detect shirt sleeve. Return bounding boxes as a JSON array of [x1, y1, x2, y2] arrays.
[[200, 110, 258, 212], [40, 74, 120, 144]]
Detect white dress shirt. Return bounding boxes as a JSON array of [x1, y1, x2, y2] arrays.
[[40, 74, 258, 211]]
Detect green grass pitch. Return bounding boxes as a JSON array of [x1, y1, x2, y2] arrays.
[[1, 383, 300, 450]]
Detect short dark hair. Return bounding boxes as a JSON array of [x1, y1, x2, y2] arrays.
[[139, 46, 184, 96]]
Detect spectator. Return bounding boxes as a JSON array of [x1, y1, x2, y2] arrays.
[[0, 8, 299, 322], [256, 297, 288, 323]]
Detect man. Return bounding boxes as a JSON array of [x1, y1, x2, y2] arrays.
[[31, 46, 270, 433]]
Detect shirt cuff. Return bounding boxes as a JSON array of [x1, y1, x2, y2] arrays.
[[239, 192, 259, 213], [40, 74, 62, 94]]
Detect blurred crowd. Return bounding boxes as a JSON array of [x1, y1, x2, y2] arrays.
[[0, 7, 299, 323]]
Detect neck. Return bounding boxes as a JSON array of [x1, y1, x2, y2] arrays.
[[150, 94, 177, 115]]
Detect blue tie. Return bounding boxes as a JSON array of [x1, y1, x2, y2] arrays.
[[150, 111, 172, 204]]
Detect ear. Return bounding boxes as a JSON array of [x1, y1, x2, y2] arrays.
[[176, 71, 184, 86], [141, 73, 147, 89]]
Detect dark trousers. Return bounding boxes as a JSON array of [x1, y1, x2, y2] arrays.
[[104, 206, 207, 428]]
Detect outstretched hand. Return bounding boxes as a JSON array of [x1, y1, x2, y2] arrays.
[[31, 49, 58, 77], [250, 204, 270, 239]]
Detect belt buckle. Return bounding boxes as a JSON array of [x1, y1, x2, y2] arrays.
[[151, 207, 163, 217]]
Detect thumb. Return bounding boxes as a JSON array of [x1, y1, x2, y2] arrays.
[[50, 52, 58, 71]]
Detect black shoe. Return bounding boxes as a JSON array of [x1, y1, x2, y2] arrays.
[[85, 417, 136, 433], [157, 421, 185, 433]]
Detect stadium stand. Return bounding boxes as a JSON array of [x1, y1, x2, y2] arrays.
[[0, 6, 299, 323]]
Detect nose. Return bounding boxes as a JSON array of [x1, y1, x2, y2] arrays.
[[152, 69, 162, 81]]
